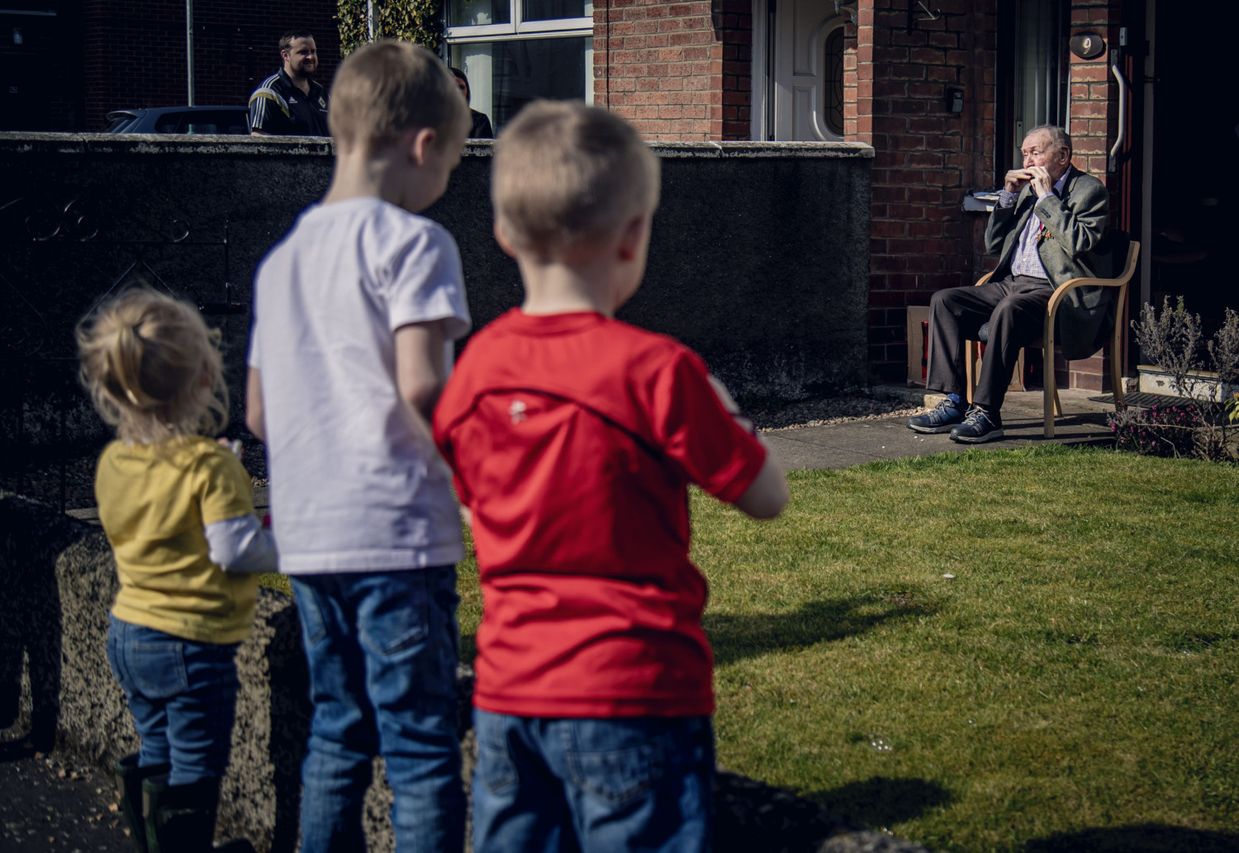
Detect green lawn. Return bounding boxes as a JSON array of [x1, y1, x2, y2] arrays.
[[452, 445, 1238, 851], [266, 446, 1236, 850]]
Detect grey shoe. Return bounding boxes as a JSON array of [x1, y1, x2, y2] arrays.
[[949, 406, 1004, 443], [907, 398, 965, 433]]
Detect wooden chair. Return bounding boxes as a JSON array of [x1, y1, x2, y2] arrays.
[[965, 239, 1141, 438]]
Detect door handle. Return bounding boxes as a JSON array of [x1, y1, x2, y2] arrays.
[[1108, 49, 1129, 173]]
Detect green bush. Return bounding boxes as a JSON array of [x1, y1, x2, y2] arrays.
[[337, 0, 442, 56]]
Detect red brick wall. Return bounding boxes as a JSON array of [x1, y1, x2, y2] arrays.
[[1060, 0, 1124, 391], [593, 0, 749, 140], [853, 0, 997, 381], [82, 1, 339, 131]]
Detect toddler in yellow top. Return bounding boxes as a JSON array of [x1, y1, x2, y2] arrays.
[[77, 288, 275, 852]]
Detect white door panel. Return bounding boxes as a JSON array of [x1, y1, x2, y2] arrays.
[[773, 0, 842, 141]]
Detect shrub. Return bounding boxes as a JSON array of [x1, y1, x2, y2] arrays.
[[1115, 299, 1239, 463], [1110, 403, 1206, 458], [337, 0, 442, 56]]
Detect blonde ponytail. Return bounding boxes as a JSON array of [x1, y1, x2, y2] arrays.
[[77, 289, 229, 443]]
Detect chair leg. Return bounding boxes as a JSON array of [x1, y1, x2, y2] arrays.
[[965, 340, 978, 405], [1044, 368, 1057, 438], [1110, 340, 1126, 412]]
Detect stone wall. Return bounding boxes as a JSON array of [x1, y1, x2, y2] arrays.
[[0, 133, 872, 509], [0, 491, 928, 852]]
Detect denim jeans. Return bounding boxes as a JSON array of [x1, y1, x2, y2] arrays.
[[472, 711, 715, 853], [291, 566, 464, 853], [106, 616, 240, 785]]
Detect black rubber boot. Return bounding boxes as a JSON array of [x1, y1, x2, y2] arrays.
[[141, 775, 256, 853], [142, 775, 220, 853], [114, 754, 169, 853]]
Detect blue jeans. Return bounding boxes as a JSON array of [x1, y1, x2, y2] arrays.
[[472, 711, 715, 853], [106, 617, 240, 785], [291, 567, 464, 853]]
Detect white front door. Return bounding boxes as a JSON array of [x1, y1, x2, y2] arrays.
[[771, 0, 844, 140]]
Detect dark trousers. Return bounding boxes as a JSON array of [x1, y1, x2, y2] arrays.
[[925, 274, 1053, 412]]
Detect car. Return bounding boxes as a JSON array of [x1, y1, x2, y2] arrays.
[[105, 106, 250, 135]]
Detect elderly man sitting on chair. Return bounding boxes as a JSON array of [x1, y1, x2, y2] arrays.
[[909, 124, 1108, 443]]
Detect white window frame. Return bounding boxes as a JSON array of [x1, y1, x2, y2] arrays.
[[445, 0, 595, 110], [445, 0, 593, 48]]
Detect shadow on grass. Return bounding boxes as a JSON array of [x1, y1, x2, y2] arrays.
[[811, 776, 952, 833], [713, 772, 945, 852], [705, 594, 936, 667], [714, 768, 851, 853], [1023, 824, 1239, 852]]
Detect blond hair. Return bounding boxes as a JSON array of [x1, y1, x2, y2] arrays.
[[76, 289, 228, 444], [328, 40, 469, 152], [492, 100, 660, 255]]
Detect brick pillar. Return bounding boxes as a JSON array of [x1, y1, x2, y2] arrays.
[[1061, 0, 1124, 392], [719, 0, 753, 139], [594, 0, 745, 140], [854, 0, 997, 382], [592, 0, 718, 140]]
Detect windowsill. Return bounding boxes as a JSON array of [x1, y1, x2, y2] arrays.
[[963, 190, 999, 213]]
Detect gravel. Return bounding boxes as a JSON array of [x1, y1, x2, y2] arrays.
[[750, 392, 922, 431]]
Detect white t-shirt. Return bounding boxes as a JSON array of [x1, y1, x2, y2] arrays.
[[249, 197, 471, 574]]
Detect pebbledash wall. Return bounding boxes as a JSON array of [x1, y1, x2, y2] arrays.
[[0, 133, 871, 510]]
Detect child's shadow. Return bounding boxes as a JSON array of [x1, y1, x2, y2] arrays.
[[0, 494, 76, 755], [705, 592, 936, 667], [263, 597, 311, 853]]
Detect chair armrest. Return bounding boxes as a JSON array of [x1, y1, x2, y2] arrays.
[[1047, 240, 1142, 315], [974, 272, 995, 287], [1046, 276, 1129, 316]]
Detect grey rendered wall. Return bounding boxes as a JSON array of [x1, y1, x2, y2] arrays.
[[0, 134, 871, 507]]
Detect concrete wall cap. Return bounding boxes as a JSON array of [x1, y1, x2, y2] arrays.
[[0, 132, 873, 160]]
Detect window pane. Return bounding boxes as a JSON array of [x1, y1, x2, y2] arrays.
[[823, 26, 844, 136], [523, 0, 592, 21], [1011, 0, 1066, 162], [449, 0, 510, 27], [452, 37, 591, 131]]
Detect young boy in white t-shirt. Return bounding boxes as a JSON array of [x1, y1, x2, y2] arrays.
[[245, 41, 471, 852]]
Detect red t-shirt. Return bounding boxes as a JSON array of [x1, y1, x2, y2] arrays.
[[433, 310, 768, 717]]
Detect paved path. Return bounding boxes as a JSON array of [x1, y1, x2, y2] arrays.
[[765, 388, 1117, 471]]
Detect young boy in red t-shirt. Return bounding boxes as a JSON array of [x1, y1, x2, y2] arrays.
[[433, 100, 789, 852]]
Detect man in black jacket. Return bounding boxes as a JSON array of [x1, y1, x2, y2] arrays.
[[249, 31, 330, 136]]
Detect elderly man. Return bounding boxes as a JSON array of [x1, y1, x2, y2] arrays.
[[909, 124, 1109, 442], [249, 31, 329, 136]]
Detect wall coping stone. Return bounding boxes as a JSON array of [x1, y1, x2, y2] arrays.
[[0, 132, 874, 160]]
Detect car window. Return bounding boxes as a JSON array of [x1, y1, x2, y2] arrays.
[[184, 111, 249, 135], [154, 114, 182, 133]]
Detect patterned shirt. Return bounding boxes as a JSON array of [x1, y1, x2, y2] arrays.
[[999, 170, 1070, 279]]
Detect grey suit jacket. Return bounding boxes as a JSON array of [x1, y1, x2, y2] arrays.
[[984, 166, 1115, 359]]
